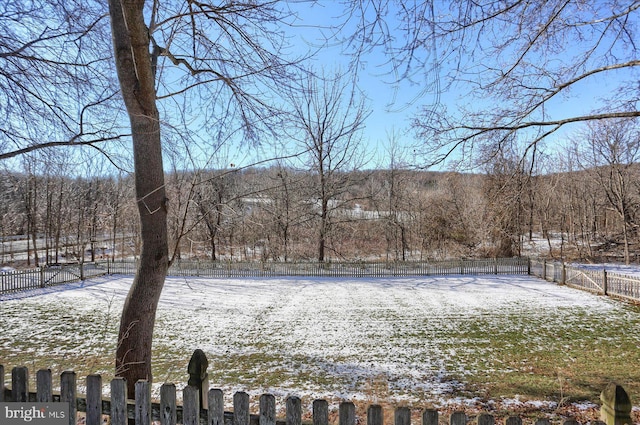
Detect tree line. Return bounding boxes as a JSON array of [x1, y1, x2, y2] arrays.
[[4, 125, 640, 267]]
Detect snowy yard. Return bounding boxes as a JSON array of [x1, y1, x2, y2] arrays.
[[2, 274, 640, 418]]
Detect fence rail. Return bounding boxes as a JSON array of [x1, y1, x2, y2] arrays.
[[0, 258, 529, 294], [1, 362, 623, 425]]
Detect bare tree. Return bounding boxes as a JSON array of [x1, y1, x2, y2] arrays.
[[287, 69, 370, 262], [329, 2, 640, 165], [251, 164, 308, 261], [105, 0, 315, 392], [378, 132, 413, 261], [0, 1, 124, 162], [576, 119, 640, 264], [480, 141, 530, 257], [192, 169, 239, 261]]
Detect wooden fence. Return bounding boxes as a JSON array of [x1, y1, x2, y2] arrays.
[[4, 257, 640, 304], [0, 263, 108, 294], [529, 259, 640, 303], [2, 361, 628, 425], [0, 258, 529, 294]]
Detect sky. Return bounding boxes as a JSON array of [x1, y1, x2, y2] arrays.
[[275, 1, 638, 173], [241, 1, 430, 171], [2, 1, 632, 176]]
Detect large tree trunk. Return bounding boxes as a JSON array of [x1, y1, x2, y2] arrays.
[[108, 0, 169, 396]]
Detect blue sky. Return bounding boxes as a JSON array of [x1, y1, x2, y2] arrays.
[[276, 1, 639, 172], [89, 1, 633, 175], [242, 1, 430, 170]]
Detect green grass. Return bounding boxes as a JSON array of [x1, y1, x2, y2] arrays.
[[434, 306, 640, 404]]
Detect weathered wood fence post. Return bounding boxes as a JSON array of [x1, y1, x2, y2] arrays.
[[339, 402, 355, 425], [136, 380, 152, 425], [286, 396, 301, 425], [313, 399, 329, 425], [36, 369, 52, 402], [601, 383, 632, 425], [603, 269, 608, 296], [235, 391, 250, 425], [478, 413, 494, 425], [183, 385, 199, 425], [11, 366, 28, 402], [450, 411, 467, 425], [86, 374, 102, 425], [188, 348, 209, 410], [395, 406, 410, 425], [60, 371, 76, 425], [260, 393, 276, 425], [422, 409, 438, 425], [209, 388, 224, 425], [367, 405, 383, 425], [110, 377, 127, 425], [160, 383, 177, 425]]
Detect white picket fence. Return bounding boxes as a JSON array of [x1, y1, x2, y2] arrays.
[[0, 258, 530, 294], [3, 257, 639, 303], [529, 259, 640, 303]]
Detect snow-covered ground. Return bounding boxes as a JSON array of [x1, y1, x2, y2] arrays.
[[1, 274, 638, 419]]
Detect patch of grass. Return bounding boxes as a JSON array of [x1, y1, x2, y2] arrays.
[[436, 306, 640, 404]]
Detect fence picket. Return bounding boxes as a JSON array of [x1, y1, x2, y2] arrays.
[[60, 371, 76, 425], [85, 374, 102, 425], [208, 389, 224, 425], [450, 411, 466, 425], [286, 396, 302, 425], [312, 399, 329, 425], [259, 394, 276, 425], [367, 405, 383, 425], [422, 409, 438, 425], [11, 366, 28, 402], [395, 406, 411, 425], [0, 365, 3, 402], [161, 383, 178, 425], [234, 391, 250, 425], [477, 413, 494, 425], [504, 417, 522, 425], [36, 368, 52, 402], [110, 377, 128, 425], [135, 380, 152, 425], [183, 385, 200, 425], [339, 402, 356, 425]]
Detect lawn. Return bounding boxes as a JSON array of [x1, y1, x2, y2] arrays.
[[1, 274, 639, 421]]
